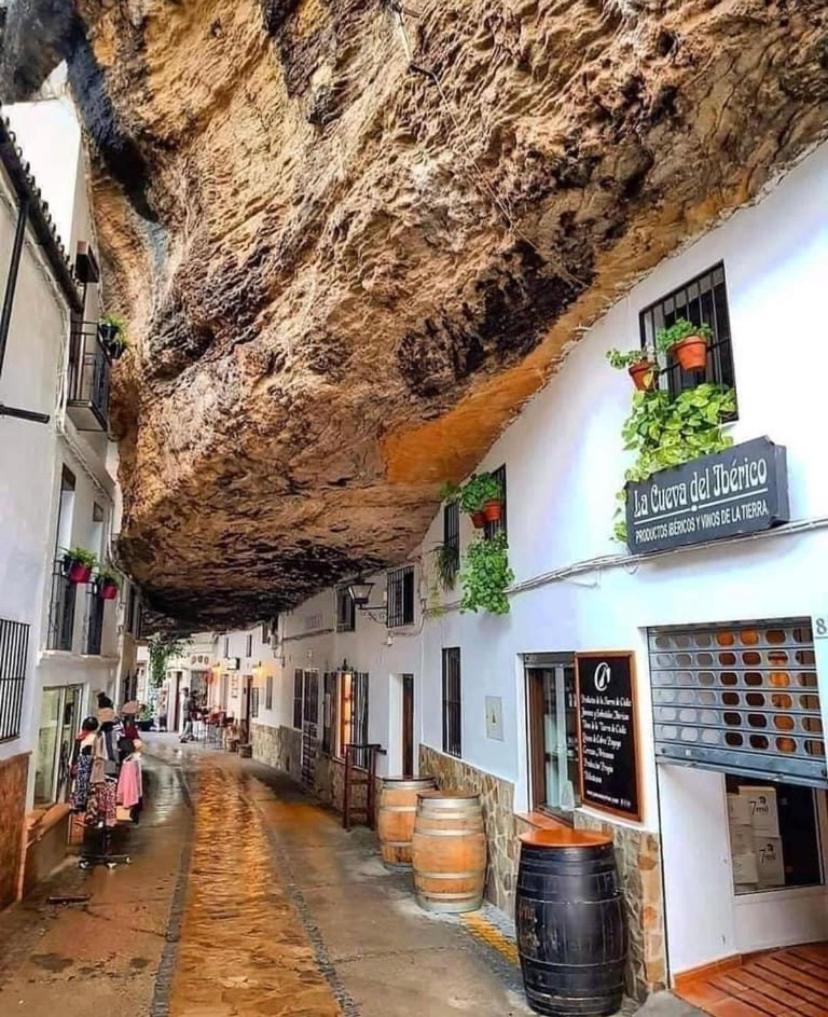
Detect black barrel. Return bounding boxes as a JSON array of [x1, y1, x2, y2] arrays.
[[515, 829, 626, 1017]]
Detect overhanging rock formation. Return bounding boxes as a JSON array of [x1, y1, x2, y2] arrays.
[[8, 0, 827, 626]]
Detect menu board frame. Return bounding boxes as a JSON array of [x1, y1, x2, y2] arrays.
[[575, 651, 642, 823]]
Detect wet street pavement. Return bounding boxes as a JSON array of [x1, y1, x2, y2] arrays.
[[0, 738, 534, 1016]]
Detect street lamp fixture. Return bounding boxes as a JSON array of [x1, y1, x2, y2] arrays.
[[347, 578, 384, 613]]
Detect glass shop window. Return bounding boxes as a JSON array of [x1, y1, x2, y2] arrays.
[[526, 659, 580, 815]]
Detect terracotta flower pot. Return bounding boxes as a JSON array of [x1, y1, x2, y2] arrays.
[[471, 510, 486, 529], [99, 582, 119, 601], [672, 335, 708, 371], [482, 499, 502, 523], [628, 360, 657, 391], [68, 562, 92, 584]]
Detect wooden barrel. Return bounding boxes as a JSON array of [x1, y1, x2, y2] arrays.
[[411, 791, 486, 913], [377, 777, 437, 867], [516, 829, 626, 1017]]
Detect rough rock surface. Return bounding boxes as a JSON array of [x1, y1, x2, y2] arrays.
[[8, 0, 828, 626]]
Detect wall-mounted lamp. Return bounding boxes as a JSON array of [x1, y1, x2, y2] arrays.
[[347, 577, 386, 614]]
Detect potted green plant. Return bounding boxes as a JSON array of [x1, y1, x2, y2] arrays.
[[98, 313, 129, 360], [63, 547, 97, 584], [655, 318, 712, 372], [460, 473, 504, 526], [95, 565, 121, 601], [432, 542, 459, 592], [607, 347, 658, 391], [460, 532, 514, 615]]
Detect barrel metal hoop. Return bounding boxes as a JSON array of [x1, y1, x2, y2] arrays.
[[380, 805, 417, 813], [416, 871, 481, 880]]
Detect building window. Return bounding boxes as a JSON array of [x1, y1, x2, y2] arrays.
[[386, 566, 415, 628], [250, 686, 260, 719], [525, 659, 580, 815], [337, 671, 369, 768], [442, 648, 461, 758], [293, 670, 303, 729], [640, 262, 736, 405], [0, 618, 28, 741], [443, 502, 460, 580], [265, 674, 273, 711], [336, 586, 356, 632], [484, 465, 507, 541], [245, 633, 253, 658], [261, 621, 270, 643], [322, 672, 335, 754], [223, 636, 229, 658]]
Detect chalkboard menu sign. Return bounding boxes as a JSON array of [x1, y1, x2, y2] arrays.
[[575, 652, 641, 822]]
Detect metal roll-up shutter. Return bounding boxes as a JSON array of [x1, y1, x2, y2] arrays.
[[649, 619, 826, 787]]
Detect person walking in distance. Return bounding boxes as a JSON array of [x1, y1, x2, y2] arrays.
[[180, 687, 194, 742]]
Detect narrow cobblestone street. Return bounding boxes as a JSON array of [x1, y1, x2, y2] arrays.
[[0, 739, 535, 1017]]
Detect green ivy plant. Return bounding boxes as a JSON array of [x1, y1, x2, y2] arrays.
[[606, 347, 655, 370], [100, 312, 130, 350], [459, 472, 503, 514], [614, 383, 737, 541], [654, 317, 712, 355], [148, 633, 189, 688], [460, 532, 514, 615], [63, 546, 98, 569], [433, 542, 459, 591]]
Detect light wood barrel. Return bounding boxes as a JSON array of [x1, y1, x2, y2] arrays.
[[377, 777, 437, 867], [412, 791, 486, 913]]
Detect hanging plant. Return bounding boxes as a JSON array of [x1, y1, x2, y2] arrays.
[[606, 347, 658, 391], [460, 532, 514, 616], [95, 565, 122, 601], [613, 383, 737, 541], [459, 472, 503, 528], [655, 318, 712, 372], [63, 546, 98, 584], [432, 542, 459, 591], [98, 312, 130, 360]]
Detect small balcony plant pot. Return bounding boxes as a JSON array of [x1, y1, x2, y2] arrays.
[[471, 510, 486, 529], [628, 360, 657, 391], [482, 499, 502, 523], [68, 562, 92, 584], [671, 335, 708, 371], [98, 322, 119, 344], [99, 581, 119, 601]]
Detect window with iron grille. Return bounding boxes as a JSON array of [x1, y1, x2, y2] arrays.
[[322, 672, 335, 754], [125, 584, 137, 635], [338, 671, 370, 768], [386, 566, 415, 628], [261, 621, 270, 643], [223, 636, 229, 658], [47, 560, 76, 651], [84, 587, 104, 655], [245, 633, 253, 658], [484, 465, 507, 541], [265, 674, 273, 711], [442, 648, 462, 758], [443, 502, 460, 580], [640, 262, 736, 407], [0, 618, 28, 741], [336, 587, 355, 632], [293, 669, 303, 729]]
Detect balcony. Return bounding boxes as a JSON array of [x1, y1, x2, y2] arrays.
[[66, 322, 112, 432], [46, 560, 76, 652]]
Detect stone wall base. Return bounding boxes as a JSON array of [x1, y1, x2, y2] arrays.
[[251, 724, 302, 783], [0, 753, 29, 908]]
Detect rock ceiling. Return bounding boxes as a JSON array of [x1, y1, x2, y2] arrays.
[[4, 0, 827, 627]]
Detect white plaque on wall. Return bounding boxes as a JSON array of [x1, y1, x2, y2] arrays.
[[485, 696, 504, 741]]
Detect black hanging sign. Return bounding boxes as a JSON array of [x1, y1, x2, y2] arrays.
[[575, 652, 641, 822], [625, 437, 789, 555]]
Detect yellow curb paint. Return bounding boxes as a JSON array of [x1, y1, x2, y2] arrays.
[[461, 912, 520, 966]]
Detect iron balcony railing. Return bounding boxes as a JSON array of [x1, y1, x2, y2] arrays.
[[0, 618, 29, 741], [46, 558, 76, 651], [83, 584, 105, 655], [66, 321, 112, 432]]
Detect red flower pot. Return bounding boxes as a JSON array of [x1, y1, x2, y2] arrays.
[[68, 562, 92, 584], [471, 510, 486, 529], [99, 582, 118, 601], [672, 336, 708, 371], [628, 360, 657, 391], [482, 499, 502, 523]]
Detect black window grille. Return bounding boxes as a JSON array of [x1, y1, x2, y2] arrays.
[[250, 687, 260, 719], [348, 671, 370, 769], [47, 559, 76, 651], [443, 502, 460, 579], [484, 465, 507, 541], [0, 618, 28, 741], [303, 670, 319, 725], [336, 587, 356, 632], [265, 674, 273, 711], [640, 262, 736, 407], [223, 636, 229, 658], [245, 634, 253, 658], [84, 587, 104, 655], [387, 566, 415, 628], [125, 584, 136, 635], [322, 672, 335, 754], [293, 669, 303, 729], [442, 648, 462, 757]]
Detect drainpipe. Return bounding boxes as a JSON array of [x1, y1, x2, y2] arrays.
[[0, 193, 29, 378]]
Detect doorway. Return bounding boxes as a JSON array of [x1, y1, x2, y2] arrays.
[[34, 685, 83, 805], [401, 674, 414, 778]]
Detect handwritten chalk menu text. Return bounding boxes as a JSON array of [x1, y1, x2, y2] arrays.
[[576, 652, 641, 821], [625, 437, 789, 555]]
